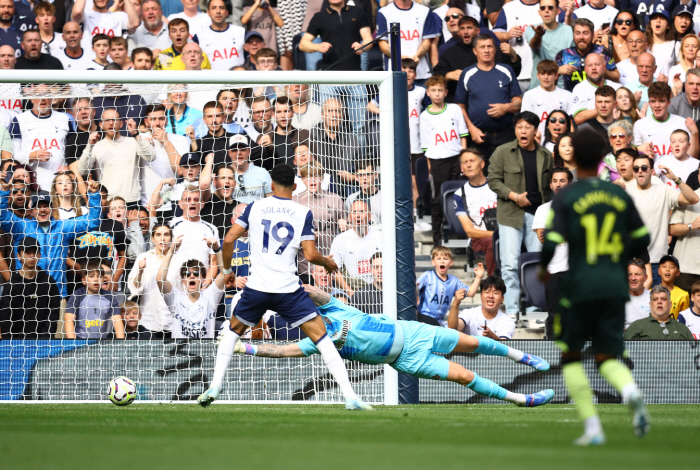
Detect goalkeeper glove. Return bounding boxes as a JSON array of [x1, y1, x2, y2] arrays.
[[234, 341, 257, 356]]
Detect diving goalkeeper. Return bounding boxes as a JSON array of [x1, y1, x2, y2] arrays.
[[232, 284, 555, 407]]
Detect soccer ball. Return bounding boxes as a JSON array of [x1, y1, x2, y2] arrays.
[[108, 376, 137, 406]]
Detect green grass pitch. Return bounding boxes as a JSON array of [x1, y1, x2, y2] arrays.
[[0, 404, 696, 470]]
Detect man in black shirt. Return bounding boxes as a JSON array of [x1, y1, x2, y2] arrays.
[[350, 252, 383, 314], [66, 97, 99, 167], [0, 236, 61, 339], [201, 163, 238, 239], [577, 86, 616, 155], [15, 29, 63, 70], [249, 96, 275, 170], [192, 100, 248, 166], [272, 96, 309, 167]]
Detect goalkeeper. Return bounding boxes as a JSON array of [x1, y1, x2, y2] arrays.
[[231, 285, 555, 407]]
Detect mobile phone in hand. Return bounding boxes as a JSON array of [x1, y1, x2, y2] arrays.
[[601, 22, 610, 30], [3, 171, 13, 183]]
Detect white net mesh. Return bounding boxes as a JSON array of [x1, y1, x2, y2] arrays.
[[0, 77, 387, 403]]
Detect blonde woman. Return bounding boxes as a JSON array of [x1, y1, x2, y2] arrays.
[[670, 34, 700, 95], [50, 172, 88, 220]]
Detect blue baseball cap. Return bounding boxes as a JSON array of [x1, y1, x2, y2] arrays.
[[179, 152, 201, 166], [648, 9, 671, 22], [31, 194, 52, 208], [245, 31, 264, 42], [672, 4, 694, 18]]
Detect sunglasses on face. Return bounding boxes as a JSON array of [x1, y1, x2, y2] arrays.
[[444, 13, 463, 21], [611, 133, 627, 139], [185, 270, 203, 278], [633, 165, 650, 172], [539, 5, 555, 10], [615, 19, 633, 26], [11, 188, 26, 195], [549, 117, 566, 124]]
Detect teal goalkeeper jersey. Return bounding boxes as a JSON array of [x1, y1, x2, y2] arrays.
[[297, 297, 398, 365]]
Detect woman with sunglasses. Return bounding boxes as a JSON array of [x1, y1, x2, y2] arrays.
[[645, 11, 678, 78], [49, 172, 87, 220], [600, 10, 638, 63], [670, 34, 700, 96], [614, 87, 641, 124], [542, 110, 573, 152], [599, 120, 633, 182], [127, 223, 175, 337], [552, 133, 577, 180]]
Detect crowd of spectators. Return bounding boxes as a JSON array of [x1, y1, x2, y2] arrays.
[[0, 0, 699, 342]]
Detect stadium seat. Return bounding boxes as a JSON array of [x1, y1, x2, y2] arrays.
[[518, 252, 547, 316], [440, 180, 470, 249]]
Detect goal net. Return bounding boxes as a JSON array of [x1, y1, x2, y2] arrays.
[[0, 70, 399, 404]]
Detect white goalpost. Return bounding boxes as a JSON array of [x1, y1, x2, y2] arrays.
[[0, 70, 400, 405]]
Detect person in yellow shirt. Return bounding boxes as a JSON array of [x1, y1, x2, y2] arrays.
[[154, 18, 212, 71], [658, 255, 690, 319]]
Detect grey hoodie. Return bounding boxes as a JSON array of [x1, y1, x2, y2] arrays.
[[670, 93, 700, 121]]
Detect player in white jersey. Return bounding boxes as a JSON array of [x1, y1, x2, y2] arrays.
[[194, 0, 245, 71], [9, 84, 70, 191], [198, 164, 372, 410], [521, 60, 574, 140], [633, 82, 694, 160], [493, 0, 543, 88], [376, 0, 442, 80], [72, 0, 139, 47]]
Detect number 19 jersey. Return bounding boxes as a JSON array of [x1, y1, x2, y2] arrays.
[[544, 178, 649, 303], [235, 196, 315, 293]]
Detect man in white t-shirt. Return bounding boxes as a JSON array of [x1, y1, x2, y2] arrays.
[[655, 129, 698, 189], [532, 167, 572, 339], [58, 22, 96, 71], [633, 81, 698, 160], [616, 30, 658, 86], [521, 59, 573, 140], [627, 153, 699, 286], [571, 0, 618, 31], [72, 0, 140, 47], [571, 53, 621, 124], [329, 199, 383, 296], [625, 259, 651, 330], [193, 0, 245, 71], [448, 275, 514, 339], [168, 0, 211, 39]]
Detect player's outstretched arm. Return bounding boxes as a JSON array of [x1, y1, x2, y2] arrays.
[[301, 240, 339, 274], [235, 341, 305, 358], [303, 284, 332, 307]]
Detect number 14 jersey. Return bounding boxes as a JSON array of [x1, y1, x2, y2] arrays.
[[235, 196, 315, 293]]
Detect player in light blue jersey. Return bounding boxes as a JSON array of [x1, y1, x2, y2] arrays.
[[198, 164, 372, 411], [233, 285, 555, 407]]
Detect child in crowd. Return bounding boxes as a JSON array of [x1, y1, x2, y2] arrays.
[[657, 255, 689, 319], [122, 301, 160, 339], [656, 129, 697, 189], [419, 75, 468, 246], [90, 34, 111, 69], [64, 260, 125, 339], [417, 246, 484, 327], [109, 37, 132, 70], [678, 281, 700, 339], [521, 60, 574, 143]]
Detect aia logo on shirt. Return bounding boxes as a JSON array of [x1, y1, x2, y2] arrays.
[[435, 129, 459, 145], [653, 144, 674, 156], [0, 100, 21, 111], [401, 29, 420, 41], [212, 48, 240, 61], [31, 139, 61, 150], [410, 108, 419, 118], [91, 27, 116, 37]]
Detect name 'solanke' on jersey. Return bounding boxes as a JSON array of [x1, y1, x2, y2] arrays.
[[260, 206, 298, 218]]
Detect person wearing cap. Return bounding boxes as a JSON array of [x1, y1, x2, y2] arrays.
[[672, 3, 694, 40], [625, 258, 651, 330], [645, 9, 676, 76], [242, 2, 283, 57], [349, 252, 383, 314], [227, 133, 273, 204], [624, 285, 693, 339], [0, 178, 102, 301], [139, 104, 190, 210], [657, 254, 689, 319], [242, 30, 266, 70], [0, 236, 61, 339]]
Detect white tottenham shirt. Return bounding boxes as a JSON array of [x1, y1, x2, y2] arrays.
[[165, 283, 224, 339], [493, 0, 542, 82], [420, 103, 468, 159], [329, 228, 383, 286], [532, 201, 569, 274], [625, 289, 650, 330], [168, 12, 212, 39], [58, 48, 97, 70], [139, 132, 191, 205], [169, 217, 219, 275], [83, 10, 129, 45], [521, 86, 574, 141], [408, 85, 426, 154], [572, 4, 618, 30], [194, 25, 246, 71], [633, 114, 690, 160], [655, 155, 698, 189], [458, 306, 516, 339], [678, 308, 700, 339]]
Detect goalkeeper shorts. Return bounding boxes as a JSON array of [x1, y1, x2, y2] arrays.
[[392, 320, 460, 380]]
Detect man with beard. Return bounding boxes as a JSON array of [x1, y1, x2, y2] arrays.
[[129, 0, 171, 51], [0, 0, 22, 56], [201, 163, 238, 240], [272, 96, 309, 167], [15, 30, 63, 70]]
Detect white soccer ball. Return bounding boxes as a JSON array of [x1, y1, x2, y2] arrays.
[[108, 376, 137, 406]]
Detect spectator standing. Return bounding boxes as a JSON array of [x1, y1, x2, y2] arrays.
[[488, 111, 552, 315], [627, 153, 698, 285], [668, 33, 698, 95], [64, 260, 125, 339], [108, 36, 131, 69], [194, 0, 246, 71], [10, 83, 71, 191], [272, 96, 308, 166], [625, 258, 651, 329], [655, 129, 696, 188], [58, 22, 96, 70], [493, 0, 542, 91], [657, 254, 689, 319], [15, 30, 63, 70], [571, 0, 618, 31], [599, 119, 633, 181], [645, 10, 676, 76], [65, 98, 98, 168], [91, 84, 147, 137], [626, 52, 663, 116], [376, 0, 442, 82], [532, 167, 572, 339], [129, 0, 171, 51], [163, 86, 203, 137], [521, 60, 574, 139], [191, 101, 240, 164], [525, 3, 571, 75], [669, 68, 700, 120], [227, 202, 249, 296], [555, 18, 618, 92], [228, 133, 272, 204], [154, 18, 212, 70], [169, 0, 211, 38], [241, 1, 283, 54], [434, 2, 481, 45], [349, 252, 384, 314], [600, 9, 638, 63], [0, 236, 61, 339], [447, 275, 514, 339], [678, 280, 700, 339], [576, 86, 618, 152], [6, 181, 31, 219], [242, 30, 266, 69], [34, 1, 65, 57], [287, 84, 323, 131], [200, 163, 238, 239], [455, 34, 522, 170], [128, 223, 177, 335], [344, 160, 381, 227], [668, 171, 700, 292], [72, 0, 140, 46], [454, 148, 497, 277], [0, 0, 22, 56], [624, 285, 693, 339], [50, 172, 87, 220], [329, 199, 382, 296], [571, 54, 622, 124], [616, 29, 649, 85], [88, 33, 111, 70], [78, 108, 156, 205]]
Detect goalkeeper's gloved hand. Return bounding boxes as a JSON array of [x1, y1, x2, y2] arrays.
[[234, 340, 246, 354], [234, 341, 257, 356]]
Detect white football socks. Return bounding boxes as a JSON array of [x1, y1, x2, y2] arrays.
[[211, 327, 240, 391], [584, 415, 603, 436], [505, 347, 525, 362], [315, 335, 358, 400], [504, 391, 526, 405]]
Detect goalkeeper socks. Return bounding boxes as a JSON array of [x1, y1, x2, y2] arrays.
[[466, 373, 508, 401], [474, 336, 524, 362], [315, 334, 358, 400], [211, 326, 240, 391], [598, 359, 637, 400], [562, 362, 597, 422]]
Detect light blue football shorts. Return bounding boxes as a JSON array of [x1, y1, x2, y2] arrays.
[[391, 320, 460, 380]]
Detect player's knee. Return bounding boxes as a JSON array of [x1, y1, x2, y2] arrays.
[[457, 369, 474, 386], [229, 318, 247, 335]]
